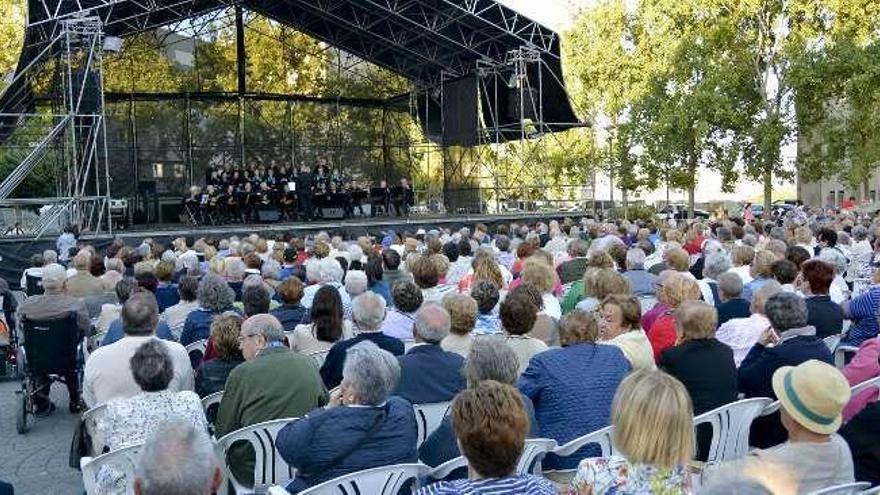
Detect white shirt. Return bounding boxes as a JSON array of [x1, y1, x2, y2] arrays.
[[20, 267, 42, 290], [83, 336, 194, 407], [159, 300, 199, 340], [731, 265, 753, 285], [716, 313, 770, 367], [541, 293, 562, 321]]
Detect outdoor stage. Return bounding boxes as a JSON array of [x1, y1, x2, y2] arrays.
[[0, 210, 586, 290]]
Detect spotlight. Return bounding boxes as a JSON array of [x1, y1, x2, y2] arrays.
[[103, 36, 123, 53]]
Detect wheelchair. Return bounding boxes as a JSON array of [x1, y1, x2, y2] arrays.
[[15, 312, 86, 434]]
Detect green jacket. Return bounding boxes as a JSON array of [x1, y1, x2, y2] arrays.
[[215, 346, 328, 488], [561, 279, 585, 315]]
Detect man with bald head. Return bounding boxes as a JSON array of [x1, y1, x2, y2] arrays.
[[215, 313, 327, 488], [66, 250, 104, 298], [393, 303, 466, 404]]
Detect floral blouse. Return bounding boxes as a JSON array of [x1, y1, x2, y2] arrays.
[[569, 456, 691, 495]]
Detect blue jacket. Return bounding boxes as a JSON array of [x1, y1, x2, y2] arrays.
[[738, 328, 833, 399], [320, 332, 405, 389], [716, 298, 751, 327], [419, 391, 540, 470], [805, 295, 844, 339], [155, 284, 180, 313], [369, 281, 392, 307], [278, 396, 418, 493], [623, 269, 658, 296], [270, 304, 310, 332], [519, 343, 631, 470], [101, 319, 174, 346], [181, 308, 222, 346], [394, 344, 466, 404]]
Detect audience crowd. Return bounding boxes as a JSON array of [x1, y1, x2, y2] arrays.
[[7, 207, 880, 494]]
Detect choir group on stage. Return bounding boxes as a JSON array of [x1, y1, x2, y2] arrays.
[[182, 163, 415, 225]]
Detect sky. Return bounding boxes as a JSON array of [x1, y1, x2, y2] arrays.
[[497, 0, 780, 205]]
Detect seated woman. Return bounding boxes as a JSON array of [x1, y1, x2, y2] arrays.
[[646, 272, 701, 362], [842, 333, 880, 422], [416, 381, 555, 494], [569, 369, 694, 494], [96, 339, 207, 491], [659, 301, 737, 460], [277, 341, 418, 493], [269, 277, 310, 332], [598, 294, 656, 371], [288, 285, 351, 355], [440, 293, 478, 358], [520, 311, 631, 471], [195, 312, 245, 397], [181, 274, 237, 346], [419, 339, 540, 470], [502, 285, 548, 374]]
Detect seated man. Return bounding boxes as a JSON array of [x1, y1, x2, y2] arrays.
[[66, 250, 104, 298], [134, 419, 223, 495], [321, 291, 404, 389], [394, 304, 466, 404], [622, 247, 658, 296], [101, 278, 175, 346], [214, 314, 327, 489], [715, 271, 750, 328], [83, 292, 193, 408], [752, 360, 854, 492], [16, 263, 90, 414]]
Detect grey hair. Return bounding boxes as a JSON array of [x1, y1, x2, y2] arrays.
[[242, 285, 270, 317], [122, 291, 160, 336], [197, 274, 235, 312], [741, 234, 757, 247], [180, 253, 199, 272], [625, 248, 646, 269], [130, 339, 173, 392], [716, 271, 743, 298], [105, 257, 125, 274], [465, 338, 519, 386], [351, 291, 387, 330], [752, 280, 782, 314], [703, 252, 733, 280], [344, 270, 368, 297], [304, 258, 321, 284], [764, 291, 808, 331], [716, 226, 733, 242], [241, 313, 285, 343], [115, 277, 139, 304], [567, 239, 589, 257], [261, 260, 281, 280], [342, 341, 400, 406], [413, 303, 451, 343], [317, 257, 344, 284], [42, 249, 58, 264], [225, 259, 246, 281], [136, 419, 219, 495], [852, 225, 869, 241], [242, 274, 264, 289], [817, 248, 847, 275]]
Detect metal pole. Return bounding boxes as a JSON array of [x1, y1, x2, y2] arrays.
[[235, 6, 246, 169], [185, 93, 193, 186]]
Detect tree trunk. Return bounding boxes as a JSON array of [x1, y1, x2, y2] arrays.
[[763, 167, 772, 212], [687, 152, 698, 219]]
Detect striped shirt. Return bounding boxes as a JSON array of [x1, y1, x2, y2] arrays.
[[416, 475, 556, 494], [845, 286, 880, 347]]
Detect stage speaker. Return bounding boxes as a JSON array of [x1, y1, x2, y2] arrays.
[[320, 207, 345, 220], [257, 209, 280, 222]]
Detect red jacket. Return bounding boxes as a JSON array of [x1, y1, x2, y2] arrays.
[[647, 311, 678, 362]]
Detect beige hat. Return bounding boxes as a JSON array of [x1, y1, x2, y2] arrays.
[[771, 360, 851, 435]]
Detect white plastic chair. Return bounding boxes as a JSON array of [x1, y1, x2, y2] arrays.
[[186, 338, 209, 364], [267, 487, 288, 495], [823, 334, 841, 353], [413, 401, 452, 447], [516, 438, 558, 475], [693, 398, 773, 464], [215, 417, 299, 494], [306, 350, 330, 368], [428, 456, 469, 480], [859, 485, 880, 495], [546, 424, 615, 478], [202, 390, 225, 415], [835, 345, 859, 369], [296, 463, 427, 495], [808, 482, 871, 495], [851, 375, 880, 396], [80, 443, 142, 495], [82, 403, 109, 456], [403, 340, 416, 352], [759, 399, 780, 417]]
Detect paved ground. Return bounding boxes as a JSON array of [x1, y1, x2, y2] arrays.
[[0, 377, 83, 494]]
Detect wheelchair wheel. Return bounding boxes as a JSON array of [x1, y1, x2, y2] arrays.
[[15, 390, 30, 434]]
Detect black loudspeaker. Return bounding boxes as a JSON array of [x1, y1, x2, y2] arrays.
[[320, 207, 345, 220], [138, 180, 157, 194], [257, 209, 280, 222]]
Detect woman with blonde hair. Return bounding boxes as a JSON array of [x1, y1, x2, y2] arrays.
[[569, 369, 694, 495], [561, 251, 616, 314], [575, 268, 631, 313], [518, 257, 562, 320], [457, 249, 505, 293], [646, 272, 700, 362]]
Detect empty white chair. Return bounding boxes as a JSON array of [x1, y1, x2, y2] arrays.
[[515, 438, 558, 475], [413, 401, 452, 447], [808, 482, 871, 495], [215, 417, 299, 494], [297, 463, 427, 495], [693, 398, 773, 464], [81, 443, 142, 495], [547, 425, 615, 479], [835, 345, 859, 369], [82, 403, 109, 457]]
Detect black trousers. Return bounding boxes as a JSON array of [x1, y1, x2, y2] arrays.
[[33, 369, 79, 410], [297, 193, 313, 220]]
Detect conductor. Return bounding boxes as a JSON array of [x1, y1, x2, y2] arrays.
[[295, 165, 315, 221]]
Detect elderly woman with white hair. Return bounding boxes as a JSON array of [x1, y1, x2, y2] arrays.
[[300, 257, 352, 320], [344, 270, 368, 298], [817, 247, 851, 304], [698, 250, 733, 306], [181, 274, 238, 347], [278, 342, 418, 493]]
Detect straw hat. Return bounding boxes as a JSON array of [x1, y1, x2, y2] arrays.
[[771, 360, 851, 435]]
